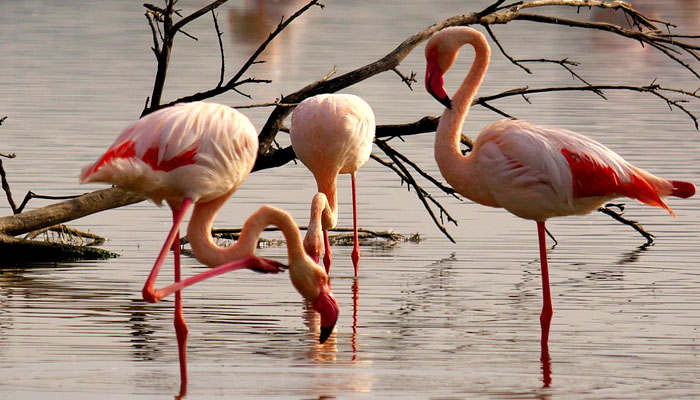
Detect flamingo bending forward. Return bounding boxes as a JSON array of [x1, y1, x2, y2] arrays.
[[290, 93, 376, 276], [424, 27, 695, 346], [81, 102, 338, 393]]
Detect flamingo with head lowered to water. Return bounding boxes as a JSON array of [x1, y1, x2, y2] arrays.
[[290, 93, 376, 276], [81, 101, 339, 394]]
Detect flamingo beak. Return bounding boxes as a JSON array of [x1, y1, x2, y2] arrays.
[[313, 287, 339, 344], [425, 58, 451, 109]]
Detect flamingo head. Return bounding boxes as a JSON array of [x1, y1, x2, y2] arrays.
[[425, 26, 485, 109], [425, 50, 452, 109], [290, 254, 339, 343], [313, 283, 339, 344]]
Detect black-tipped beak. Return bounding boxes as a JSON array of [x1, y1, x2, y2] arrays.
[[425, 59, 452, 110], [319, 324, 334, 344], [434, 94, 452, 109], [312, 288, 339, 344]]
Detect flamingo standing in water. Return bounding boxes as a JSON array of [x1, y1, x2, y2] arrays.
[[290, 93, 376, 276], [424, 27, 695, 348], [80, 101, 339, 394]]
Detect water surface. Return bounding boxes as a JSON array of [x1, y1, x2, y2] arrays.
[[1, 1, 699, 398]]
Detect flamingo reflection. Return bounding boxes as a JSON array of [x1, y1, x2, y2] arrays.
[[228, 0, 308, 72]]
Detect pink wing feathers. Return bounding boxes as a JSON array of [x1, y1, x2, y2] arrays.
[[290, 94, 375, 176], [81, 102, 258, 204], [476, 120, 690, 220]]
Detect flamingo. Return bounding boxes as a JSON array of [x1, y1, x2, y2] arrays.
[[424, 27, 695, 349], [290, 93, 376, 276], [80, 101, 339, 394]]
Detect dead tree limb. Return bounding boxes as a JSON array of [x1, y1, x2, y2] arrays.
[[0, 158, 19, 213], [0, 188, 144, 237], [0, 233, 117, 265], [151, 0, 323, 111]]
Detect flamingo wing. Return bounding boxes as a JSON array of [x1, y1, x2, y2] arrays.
[[81, 102, 258, 204], [476, 120, 674, 220], [291, 94, 375, 175]]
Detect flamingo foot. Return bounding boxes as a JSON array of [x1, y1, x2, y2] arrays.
[[351, 246, 360, 277], [248, 256, 289, 274]]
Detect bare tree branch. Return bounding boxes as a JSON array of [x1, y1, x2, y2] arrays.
[[0, 188, 144, 237], [391, 67, 418, 90], [374, 140, 457, 243], [154, 0, 323, 111], [171, 0, 230, 33], [212, 9, 225, 88], [0, 159, 18, 214]]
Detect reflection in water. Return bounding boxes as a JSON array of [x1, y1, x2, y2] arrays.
[[303, 299, 337, 362], [540, 324, 552, 388], [591, 0, 700, 29], [2, 0, 699, 398], [615, 243, 650, 265], [127, 299, 162, 362], [228, 0, 307, 69], [351, 278, 359, 360]]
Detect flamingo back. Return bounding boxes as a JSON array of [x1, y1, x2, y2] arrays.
[[290, 94, 375, 179], [475, 120, 679, 220], [80, 102, 258, 204]]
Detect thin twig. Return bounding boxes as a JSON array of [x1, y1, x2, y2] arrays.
[[212, 9, 225, 88], [156, 0, 322, 110], [16, 192, 84, 215], [232, 101, 299, 109], [377, 139, 461, 199], [171, 0, 230, 33], [391, 67, 417, 90], [374, 140, 457, 243], [0, 159, 19, 214]]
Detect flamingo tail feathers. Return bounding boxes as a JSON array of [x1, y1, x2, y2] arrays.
[[670, 180, 696, 199], [623, 168, 695, 217], [622, 171, 675, 216]]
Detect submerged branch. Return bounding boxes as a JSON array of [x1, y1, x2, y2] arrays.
[[598, 203, 655, 245]]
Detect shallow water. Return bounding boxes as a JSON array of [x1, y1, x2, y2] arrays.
[[1, 1, 699, 399]]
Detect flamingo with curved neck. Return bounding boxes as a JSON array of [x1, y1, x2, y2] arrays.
[[185, 200, 339, 343], [81, 101, 339, 395], [290, 93, 376, 276], [425, 27, 695, 352]]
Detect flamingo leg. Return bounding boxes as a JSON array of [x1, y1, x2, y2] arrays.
[[537, 221, 553, 353], [323, 229, 332, 274], [142, 198, 194, 303], [350, 172, 360, 276], [142, 198, 286, 303], [171, 227, 188, 397]]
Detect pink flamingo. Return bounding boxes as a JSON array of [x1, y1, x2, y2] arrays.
[[424, 27, 695, 349], [290, 93, 376, 276], [80, 101, 339, 394]]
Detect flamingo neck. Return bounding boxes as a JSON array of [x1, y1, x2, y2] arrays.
[[238, 205, 307, 263], [186, 195, 306, 267], [315, 175, 338, 229], [435, 30, 490, 200], [186, 190, 246, 266], [305, 192, 335, 246]]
